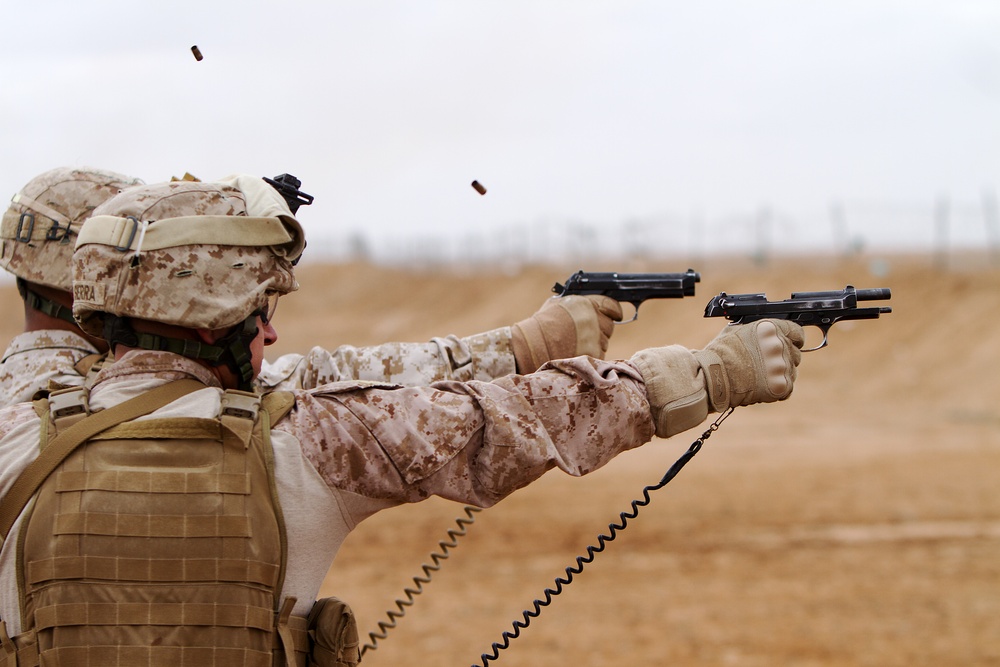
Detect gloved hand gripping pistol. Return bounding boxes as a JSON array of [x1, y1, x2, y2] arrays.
[[704, 285, 892, 350], [552, 269, 701, 322]]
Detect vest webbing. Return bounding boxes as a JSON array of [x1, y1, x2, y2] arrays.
[[0, 379, 206, 544], [3, 385, 309, 667]]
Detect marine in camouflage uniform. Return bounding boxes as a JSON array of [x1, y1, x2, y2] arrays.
[[0, 177, 804, 665], [0, 169, 620, 404], [0, 167, 144, 404]]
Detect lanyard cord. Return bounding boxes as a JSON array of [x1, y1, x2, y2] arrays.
[[474, 407, 736, 667]]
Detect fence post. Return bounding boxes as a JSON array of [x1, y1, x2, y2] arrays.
[[934, 195, 950, 269], [983, 188, 1000, 266]]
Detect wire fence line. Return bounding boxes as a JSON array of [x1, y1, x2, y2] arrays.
[[308, 192, 1000, 269], [0, 193, 994, 286]]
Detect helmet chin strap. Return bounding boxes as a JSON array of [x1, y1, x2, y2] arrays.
[[103, 314, 260, 392], [17, 278, 76, 325]]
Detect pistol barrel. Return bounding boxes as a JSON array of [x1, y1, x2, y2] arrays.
[[856, 288, 891, 301]]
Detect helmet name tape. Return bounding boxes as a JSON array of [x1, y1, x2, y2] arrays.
[[73, 281, 105, 305]]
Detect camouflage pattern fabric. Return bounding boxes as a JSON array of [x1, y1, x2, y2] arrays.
[[73, 242, 297, 335], [0, 350, 656, 630], [0, 330, 99, 406], [72, 178, 303, 335], [0, 326, 516, 407], [258, 328, 517, 390], [0, 167, 143, 290]]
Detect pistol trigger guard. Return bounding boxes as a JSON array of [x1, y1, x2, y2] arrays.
[[615, 303, 640, 325], [802, 326, 831, 352]]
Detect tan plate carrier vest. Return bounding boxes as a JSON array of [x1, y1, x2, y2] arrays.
[[0, 381, 360, 667]]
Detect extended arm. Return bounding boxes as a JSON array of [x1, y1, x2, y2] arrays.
[[257, 328, 517, 390], [277, 318, 805, 519], [258, 294, 624, 389]]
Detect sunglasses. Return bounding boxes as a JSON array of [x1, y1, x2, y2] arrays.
[[255, 292, 279, 325]]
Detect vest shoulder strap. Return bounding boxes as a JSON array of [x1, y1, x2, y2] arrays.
[[262, 391, 296, 425]]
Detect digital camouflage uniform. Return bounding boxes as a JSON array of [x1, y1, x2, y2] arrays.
[[0, 348, 654, 636], [257, 329, 515, 391], [0, 331, 100, 405]]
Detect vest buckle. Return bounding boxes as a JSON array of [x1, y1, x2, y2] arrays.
[[47, 387, 90, 420], [221, 390, 261, 421]]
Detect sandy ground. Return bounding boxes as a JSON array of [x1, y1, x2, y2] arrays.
[[2, 251, 997, 666]]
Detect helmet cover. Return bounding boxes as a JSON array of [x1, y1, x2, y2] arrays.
[[1, 166, 144, 290], [72, 176, 304, 336]]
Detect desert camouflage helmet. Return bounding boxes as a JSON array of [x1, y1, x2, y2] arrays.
[[1, 166, 144, 291], [72, 174, 305, 337]]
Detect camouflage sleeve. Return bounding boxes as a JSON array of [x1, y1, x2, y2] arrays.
[[276, 356, 656, 516], [0, 331, 99, 406], [256, 327, 517, 391]]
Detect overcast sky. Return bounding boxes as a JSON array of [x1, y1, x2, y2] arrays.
[[2, 1, 998, 257]]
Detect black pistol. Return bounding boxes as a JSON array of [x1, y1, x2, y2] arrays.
[[704, 285, 892, 350], [553, 269, 700, 322]]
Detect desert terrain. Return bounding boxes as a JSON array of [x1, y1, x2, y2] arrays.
[[2, 251, 997, 666]]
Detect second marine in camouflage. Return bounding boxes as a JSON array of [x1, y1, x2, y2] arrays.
[[0, 167, 621, 403]]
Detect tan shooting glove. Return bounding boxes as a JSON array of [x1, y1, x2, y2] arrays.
[[631, 319, 805, 439], [511, 295, 623, 373]]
